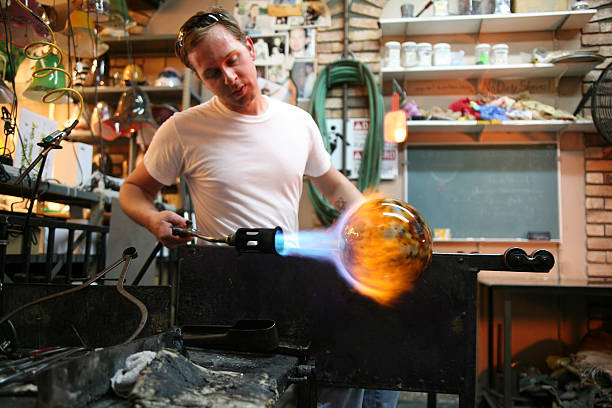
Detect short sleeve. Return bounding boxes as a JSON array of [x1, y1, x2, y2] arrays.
[[304, 115, 331, 177], [143, 117, 184, 186]]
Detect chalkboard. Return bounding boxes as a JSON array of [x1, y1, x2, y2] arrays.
[[406, 144, 559, 240]]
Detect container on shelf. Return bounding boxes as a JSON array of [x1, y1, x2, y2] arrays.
[[401, 3, 414, 17], [433, 43, 451, 66], [401, 41, 418, 67], [491, 43, 509, 65], [451, 50, 465, 65], [494, 0, 511, 14], [433, 0, 448, 15], [384, 41, 401, 68], [475, 43, 491, 65], [417, 42, 432, 66]]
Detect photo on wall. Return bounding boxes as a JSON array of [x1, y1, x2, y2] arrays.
[[290, 59, 315, 101], [251, 32, 289, 66], [257, 63, 297, 105], [268, 0, 303, 17], [288, 27, 315, 58], [234, 0, 275, 34]]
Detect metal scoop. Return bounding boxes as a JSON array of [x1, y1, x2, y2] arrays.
[[181, 319, 279, 352]]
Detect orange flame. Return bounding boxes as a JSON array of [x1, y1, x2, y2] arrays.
[[338, 196, 433, 306]]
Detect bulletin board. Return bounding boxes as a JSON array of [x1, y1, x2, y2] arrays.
[[406, 144, 559, 240]]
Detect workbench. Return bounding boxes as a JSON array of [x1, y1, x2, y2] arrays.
[[0, 332, 299, 408]]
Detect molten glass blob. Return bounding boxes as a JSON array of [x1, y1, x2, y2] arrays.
[[339, 198, 433, 306]]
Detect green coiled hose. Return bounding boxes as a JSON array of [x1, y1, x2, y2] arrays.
[[307, 58, 385, 225]]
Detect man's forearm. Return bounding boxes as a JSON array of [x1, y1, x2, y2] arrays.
[[310, 167, 365, 214], [330, 182, 364, 213], [119, 182, 160, 232]]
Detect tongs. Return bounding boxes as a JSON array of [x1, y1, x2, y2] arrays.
[[172, 224, 284, 254]]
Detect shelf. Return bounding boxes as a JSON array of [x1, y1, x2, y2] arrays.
[[379, 10, 597, 37], [0, 165, 102, 208], [101, 34, 176, 57], [381, 62, 599, 81], [77, 85, 202, 105], [404, 119, 595, 141]]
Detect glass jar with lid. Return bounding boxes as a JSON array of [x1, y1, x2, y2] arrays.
[[384, 41, 401, 68], [475, 43, 491, 65], [433, 43, 451, 66], [401, 41, 417, 67], [491, 43, 509, 65], [417, 42, 432, 67]]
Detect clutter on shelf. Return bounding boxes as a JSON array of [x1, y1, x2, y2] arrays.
[[402, 92, 579, 122]]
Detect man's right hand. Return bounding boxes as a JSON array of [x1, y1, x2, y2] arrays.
[[146, 210, 194, 248]]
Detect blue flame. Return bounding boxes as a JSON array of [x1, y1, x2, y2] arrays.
[[274, 221, 358, 290]]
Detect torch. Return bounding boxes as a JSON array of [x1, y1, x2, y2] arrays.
[[172, 225, 284, 255], [173, 198, 434, 306]]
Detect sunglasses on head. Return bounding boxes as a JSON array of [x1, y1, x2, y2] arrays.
[[176, 12, 223, 51]]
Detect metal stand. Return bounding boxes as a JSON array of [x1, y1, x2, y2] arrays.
[[13, 124, 77, 278], [0, 247, 141, 347]]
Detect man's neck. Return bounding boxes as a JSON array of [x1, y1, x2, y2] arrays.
[[223, 93, 268, 116]]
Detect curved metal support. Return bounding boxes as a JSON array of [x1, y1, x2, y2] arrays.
[[0, 247, 138, 341]]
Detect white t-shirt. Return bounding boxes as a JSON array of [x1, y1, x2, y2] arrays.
[[143, 95, 331, 237]]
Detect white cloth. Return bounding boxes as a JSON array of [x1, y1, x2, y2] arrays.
[[144, 96, 331, 237], [110, 350, 156, 398]]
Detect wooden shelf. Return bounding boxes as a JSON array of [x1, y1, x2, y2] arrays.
[[379, 10, 596, 37], [76, 85, 202, 105], [407, 119, 594, 132], [403, 120, 595, 143], [101, 34, 176, 57], [381, 62, 599, 81]]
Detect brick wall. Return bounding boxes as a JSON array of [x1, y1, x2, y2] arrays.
[[315, 0, 387, 118], [582, 0, 612, 280]]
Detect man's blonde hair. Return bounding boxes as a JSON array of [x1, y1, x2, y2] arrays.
[[175, 6, 247, 71]]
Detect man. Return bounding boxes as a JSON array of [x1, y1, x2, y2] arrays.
[[118, 6, 396, 408], [119, 7, 361, 249]]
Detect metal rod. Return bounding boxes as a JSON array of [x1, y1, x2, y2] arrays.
[[503, 299, 512, 408], [116, 254, 148, 343], [342, 0, 350, 176], [66, 228, 74, 282], [22, 224, 32, 282], [84, 231, 92, 279], [132, 242, 163, 285], [45, 226, 55, 281], [171, 226, 228, 244]]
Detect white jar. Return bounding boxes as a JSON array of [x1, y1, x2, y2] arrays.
[[433, 43, 451, 66], [433, 0, 449, 15], [491, 43, 509, 65], [417, 42, 432, 67], [384, 41, 401, 68], [401, 41, 418, 67], [475, 43, 491, 65]]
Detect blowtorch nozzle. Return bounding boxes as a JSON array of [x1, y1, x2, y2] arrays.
[[227, 226, 284, 255], [172, 226, 284, 255]]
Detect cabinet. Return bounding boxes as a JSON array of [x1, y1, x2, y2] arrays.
[[379, 10, 598, 135]]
